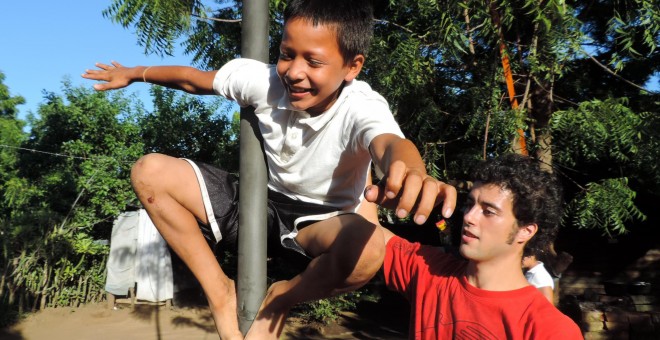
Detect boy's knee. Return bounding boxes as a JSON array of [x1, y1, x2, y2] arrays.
[[130, 153, 167, 189]]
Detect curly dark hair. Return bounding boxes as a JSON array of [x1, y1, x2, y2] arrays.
[[470, 154, 563, 253], [283, 0, 374, 64]]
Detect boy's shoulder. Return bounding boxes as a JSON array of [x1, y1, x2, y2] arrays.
[[341, 80, 390, 107]]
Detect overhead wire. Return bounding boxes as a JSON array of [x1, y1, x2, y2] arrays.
[[0, 144, 136, 165]]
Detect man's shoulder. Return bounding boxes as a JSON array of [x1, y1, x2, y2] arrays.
[[387, 235, 463, 267], [527, 303, 582, 338]]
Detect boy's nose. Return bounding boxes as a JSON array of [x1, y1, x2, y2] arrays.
[[286, 59, 305, 80]]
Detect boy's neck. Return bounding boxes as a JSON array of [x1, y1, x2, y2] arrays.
[[307, 81, 347, 116]]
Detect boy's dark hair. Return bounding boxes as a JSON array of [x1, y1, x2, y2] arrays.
[[283, 0, 374, 64], [470, 154, 563, 253]]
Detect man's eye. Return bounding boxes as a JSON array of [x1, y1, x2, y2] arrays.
[[279, 53, 291, 60], [484, 209, 495, 216]]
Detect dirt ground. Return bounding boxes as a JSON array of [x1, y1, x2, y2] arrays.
[[0, 295, 410, 340]]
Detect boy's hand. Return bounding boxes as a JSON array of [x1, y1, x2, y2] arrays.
[[364, 160, 456, 225], [82, 61, 134, 91]]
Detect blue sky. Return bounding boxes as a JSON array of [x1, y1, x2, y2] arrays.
[[0, 2, 195, 122], [2, 2, 657, 125]]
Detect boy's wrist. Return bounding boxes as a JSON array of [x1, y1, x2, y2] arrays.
[[142, 66, 152, 83]]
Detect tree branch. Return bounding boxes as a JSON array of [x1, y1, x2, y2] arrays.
[[580, 48, 659, 94], [192, 13, 242, 23]]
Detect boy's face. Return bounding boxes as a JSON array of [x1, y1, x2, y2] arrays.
[[459, 183, 529, 263], [521, 255, 536, 270], [277, 18, 363, 116]]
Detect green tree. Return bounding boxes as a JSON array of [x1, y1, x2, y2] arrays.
[[0, 71, 27, 217], [0, 72, 28, 324], [1, 80, 144, 320], [365, 0, 659, 236], [140, 86, 239, 171], [100, 0, 660, 235]]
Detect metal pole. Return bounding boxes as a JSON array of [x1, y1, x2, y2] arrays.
[[237, 0, 269, 334]]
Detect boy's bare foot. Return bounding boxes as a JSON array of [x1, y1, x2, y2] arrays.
[[244, 280, 291, 340], [209, 278, 243, 340]]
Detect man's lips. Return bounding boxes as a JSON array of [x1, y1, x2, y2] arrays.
[[463, 229, 478, 239]]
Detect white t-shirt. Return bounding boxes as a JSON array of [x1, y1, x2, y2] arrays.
[[213, 58, 404, 211], [525, 262, 555, 289]]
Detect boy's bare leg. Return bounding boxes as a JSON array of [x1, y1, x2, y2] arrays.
[[131, 153, 242, 340], [244, 212, 385, 339]]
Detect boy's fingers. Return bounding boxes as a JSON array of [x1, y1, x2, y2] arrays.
[[93, 83, 110, 91], [438, 182, 457, 218], [411, 179, 439, 224], [363, 184, 383, 203], [395, 172, 423, 219], [383, 160, 406, 199], [95, 62, 113, 70]]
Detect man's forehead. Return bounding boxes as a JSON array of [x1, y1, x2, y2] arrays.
[[469, 182, 514, 202]]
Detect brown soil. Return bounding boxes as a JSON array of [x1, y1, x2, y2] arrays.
[[0, 296, 409, 340]]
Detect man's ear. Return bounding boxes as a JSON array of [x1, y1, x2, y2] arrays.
[[344, 54, 365, 82], [516, 223, 538, 244]]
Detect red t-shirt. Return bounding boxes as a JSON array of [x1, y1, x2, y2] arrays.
[[383, 235, 583, 340]]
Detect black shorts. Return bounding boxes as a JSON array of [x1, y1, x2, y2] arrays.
[[184, 159, 352, 258]]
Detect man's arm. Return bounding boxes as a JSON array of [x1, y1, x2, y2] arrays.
[[82, 61, 217, 94], [365, 133, 456, 225]]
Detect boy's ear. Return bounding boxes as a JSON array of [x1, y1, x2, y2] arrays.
[[516, 223, 538, 244], [344, 54, 365, 82]]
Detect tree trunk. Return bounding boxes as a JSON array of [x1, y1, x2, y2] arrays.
[[530, 80, 554, 172], [489, 1, 528, 155]]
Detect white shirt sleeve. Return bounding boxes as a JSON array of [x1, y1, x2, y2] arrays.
[[213, 58, 273, 108], [525, 262, 555, 289]]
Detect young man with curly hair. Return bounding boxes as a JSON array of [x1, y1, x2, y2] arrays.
[[381, 154, 582, 339]]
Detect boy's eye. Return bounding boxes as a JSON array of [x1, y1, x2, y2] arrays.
[[279, 52, 291, 60], [308, 59, 323, 67], [483, 209, 496, 216]]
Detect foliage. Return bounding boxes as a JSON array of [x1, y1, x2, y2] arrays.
[[0, 81, 144, 325], [568, 178, 645, 237], [103, 0, 207, 57], [140, 86, 239, 171], [292, 291, 361, 324], [94, 0, 659, 321], [2, 0, 659, 326], [551, 98, 642, 165], [551, 98, 658, 235], [363, 0, 659, 236], [0, 71, 240, 325]]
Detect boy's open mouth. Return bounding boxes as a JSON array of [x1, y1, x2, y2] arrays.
[[289, 87, 311, 93], [288, 85, 312, 94]]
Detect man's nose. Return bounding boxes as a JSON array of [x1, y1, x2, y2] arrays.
[[463, 205, 477, 225]]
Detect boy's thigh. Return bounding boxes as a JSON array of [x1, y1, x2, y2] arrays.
[[295, 214, 381, 258]]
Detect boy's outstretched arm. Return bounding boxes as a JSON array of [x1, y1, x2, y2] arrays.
[[365, 133, 456, 225], [82, 61, 217, 94]]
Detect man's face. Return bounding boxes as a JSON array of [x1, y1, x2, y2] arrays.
[[276, 17, 362, 116], [459, 183, 522, 263]]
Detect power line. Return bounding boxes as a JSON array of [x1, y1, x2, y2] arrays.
[[0, 144, 135, 164]]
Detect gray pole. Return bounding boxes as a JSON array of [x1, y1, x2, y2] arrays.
[[237, 0, 269, 334]]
